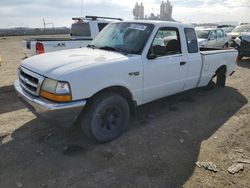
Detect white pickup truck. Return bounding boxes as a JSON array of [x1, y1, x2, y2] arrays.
[[15, 21, 237, 142], [24, 16, 122, 55]]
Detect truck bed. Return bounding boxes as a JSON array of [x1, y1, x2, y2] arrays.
[[197, 48, 238, 87], [24, 37, 93, 54], [28, 38, 91, 42], [200, 47, 235, 52], [24, 37, 91, 49]]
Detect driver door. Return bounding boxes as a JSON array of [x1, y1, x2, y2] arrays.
[[207, 30, 217, 47], [142, 27, 188, 103]]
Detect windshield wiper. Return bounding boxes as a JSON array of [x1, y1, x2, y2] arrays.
[[98, 46, 128, 55], [87, 44, 96, 49]]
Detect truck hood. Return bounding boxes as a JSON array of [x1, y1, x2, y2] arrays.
[[21, 48, 128, 79]]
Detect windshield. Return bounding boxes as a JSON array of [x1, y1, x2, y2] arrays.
[[231, 25, 250, 33], [196, 30, 210, 39], [90, 22, 154, 54]]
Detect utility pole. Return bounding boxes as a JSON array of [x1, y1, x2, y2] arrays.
[[43, 18, 54, 30]]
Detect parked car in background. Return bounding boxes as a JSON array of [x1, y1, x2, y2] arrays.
[[196, 28, 229, 48], [227, 24, 250, 42], [23, 16, 122, 55], [234, 33, 250, 60]]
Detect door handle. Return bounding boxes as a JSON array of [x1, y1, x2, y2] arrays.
[[180, 61, 186, 66]]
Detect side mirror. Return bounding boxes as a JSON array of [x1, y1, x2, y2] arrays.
[[147, 45, 156, 59], [147, 45, 167, 59]]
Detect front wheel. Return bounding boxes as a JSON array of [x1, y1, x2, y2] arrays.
[[223, 43, 228, 49], [80, 92, 130, 143]]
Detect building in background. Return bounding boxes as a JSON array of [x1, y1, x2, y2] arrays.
[[132, 1, 174, 21], [160, 0, 173, 21], [133, 2, 144, 20], [146, 13, 159, 20]]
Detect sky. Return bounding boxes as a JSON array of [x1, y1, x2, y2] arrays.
[[0, 0, 250, 28]]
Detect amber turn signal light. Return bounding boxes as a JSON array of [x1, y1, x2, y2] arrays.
[[40, 90, 72, 102]]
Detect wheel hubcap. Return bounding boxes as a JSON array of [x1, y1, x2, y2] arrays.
[[100, 106, 122, 131]]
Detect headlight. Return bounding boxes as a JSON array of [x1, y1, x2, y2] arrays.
[[41, 78, 58, 93], [40, 78, 72, 102]]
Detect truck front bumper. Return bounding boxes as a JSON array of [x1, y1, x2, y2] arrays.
[[14, 80, 86, 126]]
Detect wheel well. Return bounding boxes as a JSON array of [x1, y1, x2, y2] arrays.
[[216, 65, 227, 75], [211, 65, 227, 79], [88, 86, 137, 114]]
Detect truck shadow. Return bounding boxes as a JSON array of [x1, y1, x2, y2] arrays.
[[0, 85, 25, 114], [0, 86, 247, 187]]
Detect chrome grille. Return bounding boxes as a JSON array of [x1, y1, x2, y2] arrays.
[[19, 67, 44, 96]]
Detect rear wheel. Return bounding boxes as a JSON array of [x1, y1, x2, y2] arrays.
[[216, 67, 226, 87], [80, 92, 130, 143]]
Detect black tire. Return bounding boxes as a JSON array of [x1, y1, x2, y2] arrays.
[[223, 43, 228, 49], [216, 68, 226, 87], [80, 92, 130, 143]]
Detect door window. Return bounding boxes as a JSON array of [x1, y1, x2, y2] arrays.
[[148, 27, 181, 58], [184, 28, 198, 53], [209, 30, 217, 40], [217, 29, 224, 38]]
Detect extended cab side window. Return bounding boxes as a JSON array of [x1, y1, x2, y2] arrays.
[[149, 27, 181, 58], [184, 28, 198, 53]]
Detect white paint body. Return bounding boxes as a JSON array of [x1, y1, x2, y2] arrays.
[[21, 21, 238, 106]]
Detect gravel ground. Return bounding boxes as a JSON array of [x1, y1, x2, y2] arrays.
[[0, 36, 250, 188]]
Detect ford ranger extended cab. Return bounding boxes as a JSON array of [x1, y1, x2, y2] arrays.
[[24, 16, 122, 55], [15, 21, 237, 142]]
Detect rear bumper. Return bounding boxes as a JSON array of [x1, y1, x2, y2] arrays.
[[14, 80, 86, 126]]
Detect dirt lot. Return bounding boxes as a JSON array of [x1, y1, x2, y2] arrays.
[[0, 36, 250, 188]]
